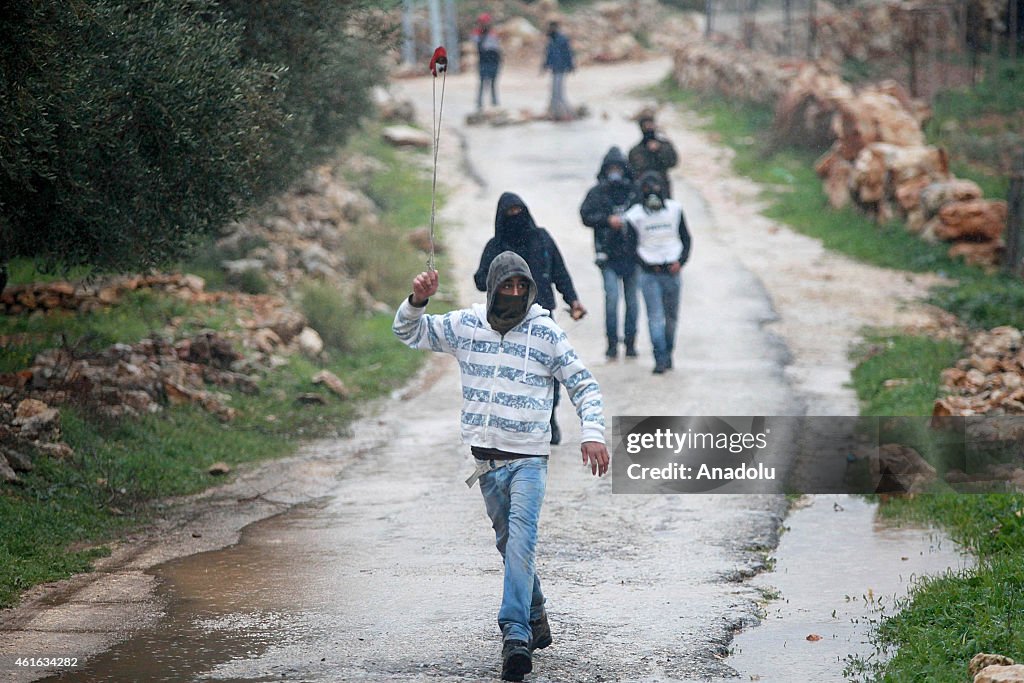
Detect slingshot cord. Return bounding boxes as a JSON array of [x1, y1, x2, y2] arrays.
[[428, 68, 447, 272]]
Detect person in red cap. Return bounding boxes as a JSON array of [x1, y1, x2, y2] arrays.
[[472, 13, 502, 111]]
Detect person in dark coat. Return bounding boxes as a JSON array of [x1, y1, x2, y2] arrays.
[[541, 21, 575, 121], [475, 192, 587, 445], [628, 112, 678, 197], [579, 147, 641, 360], [472, 13, 501, 111]]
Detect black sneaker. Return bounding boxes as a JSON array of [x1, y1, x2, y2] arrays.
[[653, 363, 668, 375], [530, 613, 553, 651], [501, 639, 532, 681], [549, 416, 561, 445], [605, 342, 617, 360], [624, 340, 637, 358]]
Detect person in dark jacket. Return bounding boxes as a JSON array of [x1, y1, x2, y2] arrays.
[[579, 147, 641, 360], [541, 21, 575, 121], [475, 192, 587, 445], [628, 112, 678, 197], [472, 13, 501, 111]]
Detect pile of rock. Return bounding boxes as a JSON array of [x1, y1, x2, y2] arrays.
[[934, 326, 1024, 416], [216, 161, 388, 313], [0, 291, 348, 484], [0, 273, 206, 316], [970, 653, 1024, 683], [672, 36, 1007, 266], [672, 40, 802, 106]]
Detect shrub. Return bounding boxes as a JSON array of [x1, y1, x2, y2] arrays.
[[299, 279, 358, 351], [0, 0, 286, 273]]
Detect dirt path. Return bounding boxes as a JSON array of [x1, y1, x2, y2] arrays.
[[2, 57, 947, 683]]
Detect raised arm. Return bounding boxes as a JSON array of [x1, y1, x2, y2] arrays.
[[392, 270, 459, 355]]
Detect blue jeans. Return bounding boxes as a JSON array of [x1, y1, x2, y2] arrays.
[[601, 264, 639, 347], [549, 71, 570, 119], [639, 270, 681, 367], [479, 457, 548, 643], [477, 74, 498, 109]]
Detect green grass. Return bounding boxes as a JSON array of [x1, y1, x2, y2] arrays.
[[0, 124, 443, 609], [851, 335, 964, 416]]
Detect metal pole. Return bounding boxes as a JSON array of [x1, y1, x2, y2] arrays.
[[1010, 0, 1019, 58], [784, 0, 793, 55], [402, 0, 416, 66], [427, 0, 443, 51], [442, 0, 460, 73], [1004, 153, 1024, 277], [706, 0, 714, 38], [807, 0, 817, 59]]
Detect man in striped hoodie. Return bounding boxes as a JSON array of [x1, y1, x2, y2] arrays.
[[393, 251, 609, 682]]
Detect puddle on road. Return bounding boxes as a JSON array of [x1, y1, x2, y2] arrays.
[[717, 494, 972, 683], [36, 507, 328, 683]]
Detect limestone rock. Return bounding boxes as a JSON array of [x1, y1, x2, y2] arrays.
[[872, 443, 937, 493], [934, 200, 1008, 242], [382, 125, 431, 148], [0, 455, 19, 484], [976, 665, 1024, 683], [971, 654, 1018, 679], [312, 370, 351, 399], [297, 327, 325, 357]]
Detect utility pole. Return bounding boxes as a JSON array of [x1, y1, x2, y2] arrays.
[[1004, 152, 1024, 277], [402, 0, 416, 66], [442, 0, 460, 73], [427, 0, 443, 53]]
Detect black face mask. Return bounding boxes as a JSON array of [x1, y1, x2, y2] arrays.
[[488, 292, 529, 334], [642, 129, 656, 141], [503, 211, 530, 234]]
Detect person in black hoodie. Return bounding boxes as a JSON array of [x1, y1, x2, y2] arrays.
[[475, 192, 587, 445], [579, 147, 640, 360], [628, 112, 678, 198]]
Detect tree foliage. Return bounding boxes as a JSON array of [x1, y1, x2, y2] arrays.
[[0, 0, 391, 273]]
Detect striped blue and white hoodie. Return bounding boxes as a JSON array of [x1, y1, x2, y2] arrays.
[[392, 299, 605, 455]]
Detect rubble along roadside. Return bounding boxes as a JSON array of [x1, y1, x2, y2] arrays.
[[0, 117, 443, 610]]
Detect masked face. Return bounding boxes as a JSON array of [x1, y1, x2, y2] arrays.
[[489, 277, 530, 334], [644, 193, 663, 211], [606, 169, 624, 183], [503, 205, 530, 232]]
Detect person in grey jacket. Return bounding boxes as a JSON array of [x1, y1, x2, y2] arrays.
[[393, 252, 609, 681]]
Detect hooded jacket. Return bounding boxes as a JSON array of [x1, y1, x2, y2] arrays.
[[394, 252, 605, 454], [579, 147, 639, 276], [628, 121, 678, 198], [474, 192, 579, 313]]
